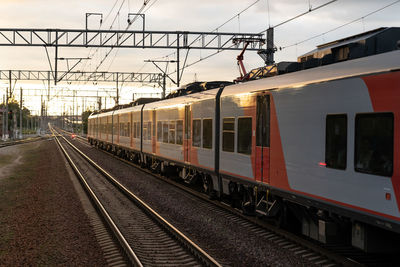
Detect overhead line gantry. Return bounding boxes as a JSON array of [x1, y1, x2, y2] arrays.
[[0, 70, 163, 84], [0, 28, 265, 87]]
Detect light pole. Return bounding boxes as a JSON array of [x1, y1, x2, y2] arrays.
[[19, 87, 22, 139]]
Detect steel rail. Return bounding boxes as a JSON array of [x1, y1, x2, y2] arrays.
[[51, 129, 142, 266], [65, 129, 361, 266], [55, 128, 222, 267]]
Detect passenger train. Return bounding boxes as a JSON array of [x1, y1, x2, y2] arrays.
[[88, 27, 400, 252]]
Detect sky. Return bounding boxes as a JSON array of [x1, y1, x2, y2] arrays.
[[0, 0, 399, 115]]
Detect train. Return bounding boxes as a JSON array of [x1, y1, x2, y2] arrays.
[[88, 27, 400, 253]]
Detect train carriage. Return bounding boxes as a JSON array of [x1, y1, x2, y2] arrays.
[[88, 28, 400, 252]]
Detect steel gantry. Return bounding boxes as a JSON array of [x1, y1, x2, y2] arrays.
[[0, 70, 163, 84], [0, 28, 265, 87], [0, 28, 263, 50], [0, 69, 166, 103]]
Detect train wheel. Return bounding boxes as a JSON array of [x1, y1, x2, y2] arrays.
[[202, 175, 217, 200], [241, 187, 255, 216]]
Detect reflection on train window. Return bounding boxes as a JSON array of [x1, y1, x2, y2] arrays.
[[133, 122, 137, 138], [203, 119, 212, 149], [185, 106, 191, 139], [256, 95, 270, 147], [113, 122, 118, 135], [169, 121, 176, 144], [355, 113, 393, 177], [325, 114, 347, 170], [152, 112, 156, 136], [192, 119, 201, 147], [238, 117, 252, 155], [223, 118, 235, 152], [143, 122, 148, 140], [163, 122, 168, 143], [157, 121, 162, 141], [136, 121, 140, 138], [176, 120, 183, 145], [108, 123, 112, 135], [147, 122, 151, 140]]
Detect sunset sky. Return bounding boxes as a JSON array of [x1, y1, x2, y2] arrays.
[[0, 0, 399, 115]]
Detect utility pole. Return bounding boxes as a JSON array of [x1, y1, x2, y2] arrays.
[[72, 90, 75, 132], [162, 74, 166, 99], [40, 94, 43, 135], [63, 103, 65, 129], [2, 94, 4, 140], [5, 71, 10, 140], [116, 73, 119, 106], [266, 27, 274, 65], [19, 87, 22, 139]]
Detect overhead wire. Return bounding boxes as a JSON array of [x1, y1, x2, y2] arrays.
[[161, 0, 261, 77], [281, 0, 400, 50], [169, 0, 337, 77], [92, 0, 152, 75], [75, 0, 125, 91]]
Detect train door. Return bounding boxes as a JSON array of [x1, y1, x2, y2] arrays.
[[152, 110, 156, 153], [184, 105, 191, 162], [130, 112, 133, 148], [255, 93, 270, 183]]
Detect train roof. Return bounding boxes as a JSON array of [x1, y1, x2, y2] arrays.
[[90, 49, 400, 118], [221, 49, 400, 98], [143, 88, 219, 111]]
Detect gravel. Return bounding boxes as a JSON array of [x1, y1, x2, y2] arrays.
[[0, 140, 107, 266], [73, 138, 313, 267]]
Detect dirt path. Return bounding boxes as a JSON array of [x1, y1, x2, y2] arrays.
[[0, 142, 40, 180]]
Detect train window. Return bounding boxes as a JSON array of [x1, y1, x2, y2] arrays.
[[238, 117, 252, 155], [169, 121, 176, 144], [147, 122, 151, 140], [256, 95, 270, 147], [143, 122, 148, 140], [136, 122, 140, 138], [185, 106, 191, 139], [127, 122, 131, 137], [223, 118, 235, 152], [163, 122, 168, 143], [133, 122, 137, 138], [113, 122, 118, 135], [192, 119, 201, 147], [355, 113, 393, 177], [153, 113, 156, 137], [202, 119, 212, 149], [119, 123, 123, 136], [176, 120, 183, 145], [325, 114, 347, 170], [157, 121, 162, 141]]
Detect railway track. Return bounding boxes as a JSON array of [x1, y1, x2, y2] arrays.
[[55, 128, 365, 266], [51, 127, 221, 267]]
